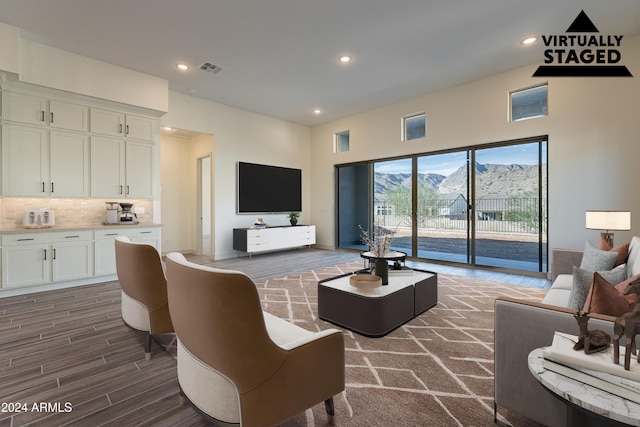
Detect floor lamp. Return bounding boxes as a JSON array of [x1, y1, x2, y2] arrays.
[[585, 210, 631, 247]]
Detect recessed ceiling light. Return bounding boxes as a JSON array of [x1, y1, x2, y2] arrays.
[[176, 63, 189, 71], [521, 37, 537, 45], [313, 109, 322, 114], [339, 55, 352, 63]]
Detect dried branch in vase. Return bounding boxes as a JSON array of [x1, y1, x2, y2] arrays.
[[359, 225, 394, 257]]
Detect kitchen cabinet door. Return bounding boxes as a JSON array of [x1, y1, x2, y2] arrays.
[[52, 241, 94, 282], [125, 141, 154, 199], [50, 131, 90, 197], [90, 107, 126, 137], [49, 100, 89, 132], [1, 91, 48, 126], [90, 136, 125, 198], [125, 114, 155, 141], [1, 124, 49, 196], [1, 244, 51, 288]]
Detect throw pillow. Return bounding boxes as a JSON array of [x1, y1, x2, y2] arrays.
[[583, 272, 635, 316], [567, 264, 626, 310], [626, 236, 640, 280], [579, 240, 618, 272], [598, 236, 630, 267]]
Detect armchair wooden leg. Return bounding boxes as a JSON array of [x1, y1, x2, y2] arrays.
[[324, 397, 335, 426], [145, 332, 152, 361]]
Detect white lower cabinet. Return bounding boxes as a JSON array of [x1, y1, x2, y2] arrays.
[[2, 231, 93, 288], [0, 226, 161, 291], [94, 227, 161, 276], [233, 225, 316, 256]]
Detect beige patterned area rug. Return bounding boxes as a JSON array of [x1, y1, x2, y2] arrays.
[[231, 261, 548, 427]]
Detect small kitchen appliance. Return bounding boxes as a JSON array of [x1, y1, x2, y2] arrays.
[[105, 202, 119, 224], [119, 202, 139, 224], [23, 209, 55, 228]]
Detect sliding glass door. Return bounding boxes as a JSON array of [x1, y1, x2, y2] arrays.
[[416, 151, 470, 263], [336, 137, 548, 274], [473, 141, 547, 272], [373, 158, 412, 254]]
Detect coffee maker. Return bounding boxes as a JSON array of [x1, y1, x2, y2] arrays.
[[119, 202, 138, 223], [104, 202, 139, 225]]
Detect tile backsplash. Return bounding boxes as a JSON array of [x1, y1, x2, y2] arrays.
[[0, 198, 154, 229]]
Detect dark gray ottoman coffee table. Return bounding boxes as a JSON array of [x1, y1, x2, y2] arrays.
[[318, 269, 437, 337]]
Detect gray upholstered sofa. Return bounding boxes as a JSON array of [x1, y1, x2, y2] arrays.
[[494, 236, 640, 426]]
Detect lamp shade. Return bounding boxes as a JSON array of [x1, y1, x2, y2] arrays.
[[585, 210, 631, 231]]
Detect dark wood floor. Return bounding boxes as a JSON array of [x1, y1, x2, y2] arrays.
[[0, 248, 548, 426]]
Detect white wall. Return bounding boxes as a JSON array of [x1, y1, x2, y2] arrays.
[[0, 23, 19, 75], [161, 91, 311, 259], [310, 33, 640, 254], [18, 40, 168, 112], [160, 134, 194, 253]]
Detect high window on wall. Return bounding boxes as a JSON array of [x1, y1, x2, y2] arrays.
[[334, 130, 350, 153], [402, 113, 426, 141], [510, 83, 548, 122], [335, 136, 548, 275]]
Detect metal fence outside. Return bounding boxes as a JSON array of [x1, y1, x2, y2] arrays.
[[374, 196, 547, 236]]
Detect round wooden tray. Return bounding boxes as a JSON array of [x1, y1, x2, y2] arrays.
[[349, 274, 382, 292]]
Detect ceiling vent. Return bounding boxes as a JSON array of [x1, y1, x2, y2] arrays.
[[198, 62, 223, 74]]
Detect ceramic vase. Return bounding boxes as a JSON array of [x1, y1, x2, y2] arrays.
[[373, 258, 389, 285]]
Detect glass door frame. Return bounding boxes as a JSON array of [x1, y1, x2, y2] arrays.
[[335, 135, 548, 275]]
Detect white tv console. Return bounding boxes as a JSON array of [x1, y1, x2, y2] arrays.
[[233, 225, 316, 257]]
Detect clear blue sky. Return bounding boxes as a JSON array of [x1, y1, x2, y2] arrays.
[[375, 141, 546, 176]]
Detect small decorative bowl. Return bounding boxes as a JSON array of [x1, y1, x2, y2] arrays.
[[350, 274, 382, 292]]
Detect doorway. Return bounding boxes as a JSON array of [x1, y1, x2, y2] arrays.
[[197, 155, 212, 256]]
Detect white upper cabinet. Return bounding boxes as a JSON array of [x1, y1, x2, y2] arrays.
[[2, 124, 89, 197], [90, 137, 154, 199], [1, 84, 159, 199], [2, 91, 88, 132], [90, 107, 155, 141]]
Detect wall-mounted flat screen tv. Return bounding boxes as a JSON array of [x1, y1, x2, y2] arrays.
[[237, 162, 302, 213]]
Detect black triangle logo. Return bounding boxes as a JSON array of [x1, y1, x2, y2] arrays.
[[566, 10, 599, 32]]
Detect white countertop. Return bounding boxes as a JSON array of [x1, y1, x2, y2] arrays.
[[0, 223, 162, 234]]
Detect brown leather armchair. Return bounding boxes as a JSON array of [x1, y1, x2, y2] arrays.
[[115, 236, 174, 360], [165, 252, 345, 426]]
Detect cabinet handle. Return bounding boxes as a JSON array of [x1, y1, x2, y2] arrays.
[[42, 182, 45, 193], [53, 248, 57, 260], [119, 185, 123, 194], [41, 110, 45, 122], [50, 112, 54, 123], [126, 125, 130, 135], [43, 249, 47, 260], [126, 185, 130, 195], [64, 235, 80, 239], [17, 238, 34, 241], [51, 182, 54, 193], [119, 124, 123, 134], [140, 231, 152, 234]]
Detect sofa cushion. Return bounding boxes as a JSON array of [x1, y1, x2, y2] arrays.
[[550, 273, 573, 291], [583, 272, 635, 316], [626, 236, 640, 279], [567, 264, 626, 310], [542, 287, 572, 307], [580, 240, 618, 272], [598, 236, 630, 267]]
